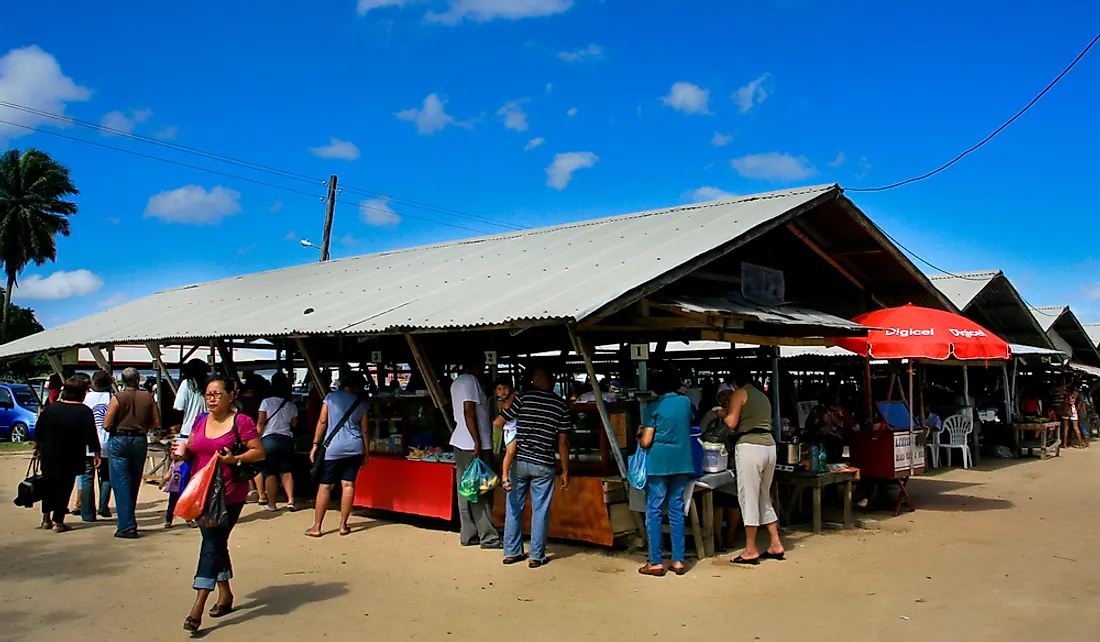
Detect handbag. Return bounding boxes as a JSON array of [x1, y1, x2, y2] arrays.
[[227, 413, 265, 483], [13, 455, 42, 508], [310, 396, 366, 483]]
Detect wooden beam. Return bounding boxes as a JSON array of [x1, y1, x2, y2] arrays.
[[294, 338, 326, 397], [145, 343, 178, 395], [89, 346, 112, 373], [46, 354, 64, 379], [214, 340, 239, 381], [568, 325, 628, 479], [787, 222, 892, 309], [699, 331, 830, 346], [404, 333, 455, 433]]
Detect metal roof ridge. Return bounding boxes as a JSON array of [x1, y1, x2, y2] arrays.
[[927, 270, 1002, 281]]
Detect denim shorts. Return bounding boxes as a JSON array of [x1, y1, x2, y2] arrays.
[[320, 456, 362, 485], [262, 434, 295, 477]]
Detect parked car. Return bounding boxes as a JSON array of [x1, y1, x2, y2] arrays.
[[0, 383, 40, 442]]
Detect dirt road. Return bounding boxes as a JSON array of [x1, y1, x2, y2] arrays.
[[1, 449, 1098, 641]]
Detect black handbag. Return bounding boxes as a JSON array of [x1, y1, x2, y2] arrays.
[[13, 455, 42, 508], [227, 413, 265, 482], [311, 396, 366, 483]]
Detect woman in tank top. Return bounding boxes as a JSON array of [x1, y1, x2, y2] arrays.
[[721, 367, 783, 565]]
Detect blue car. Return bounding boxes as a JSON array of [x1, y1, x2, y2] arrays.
[[0, 383, 40, 442]]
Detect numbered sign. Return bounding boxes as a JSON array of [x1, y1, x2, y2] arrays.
[[484, 350, 498, 366], [370, 351, 383, 363], [630, 344, 650, 361]]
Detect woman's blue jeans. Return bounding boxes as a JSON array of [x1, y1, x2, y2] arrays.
[[107, 435, 147, 533], [194, 503, 244, 590], [645, 474, 690, 566]]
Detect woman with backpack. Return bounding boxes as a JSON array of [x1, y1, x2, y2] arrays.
[[257, 371, 299, 511]]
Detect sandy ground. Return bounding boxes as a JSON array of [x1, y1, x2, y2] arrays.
[[1, 449, 1099, 642]]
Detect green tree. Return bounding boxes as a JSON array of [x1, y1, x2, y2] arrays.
[[0, 288, 47, 379], [0, 148, 78, 342]]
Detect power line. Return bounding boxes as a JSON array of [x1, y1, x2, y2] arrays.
[[0, 118, 326, 200], [334, 197, 494, 234], [0, 101, 527, 231], [849, 32, 1099, 193]]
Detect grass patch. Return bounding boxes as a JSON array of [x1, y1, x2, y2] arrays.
[[0, 441, 33, 452]]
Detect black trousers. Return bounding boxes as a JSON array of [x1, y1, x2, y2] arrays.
[[41, 473, 76, 523]]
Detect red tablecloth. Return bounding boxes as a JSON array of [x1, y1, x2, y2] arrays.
[[354, 457, 454, 520]]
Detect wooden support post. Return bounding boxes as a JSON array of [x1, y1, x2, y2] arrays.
[[404, 333, 455, 433], [46, 354, 64, 379], [215, 340, 238, 382], [864, 357, 874, 426], [145, 343, 178, 395], [1002, 364, 1013, 424], [89, 346, 119, 392], [294, 338, 327, 397], [770, 348, 781, 440], [568, 325, 628, 479]]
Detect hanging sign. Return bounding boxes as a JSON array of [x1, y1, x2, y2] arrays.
[[484, 351, 498, 366], [370, 351, 383, 363], [630, 344, 650, 361], [742, 262, 785, 305]]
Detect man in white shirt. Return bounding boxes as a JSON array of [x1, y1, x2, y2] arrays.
[[81, 370, 113, 520], [450, 359, 501, 549]]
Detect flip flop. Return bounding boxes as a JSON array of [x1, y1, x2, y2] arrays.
[[671, 565, 687, 576], [304, 529, 322, 538], [760, 551, 786, 561], [209, 601, 234, 618], [183, 616, 201, 632], [502, 554, 528, 565], [339, 528, 351, 537], [638, 565, 667, 577], [528, 558, 550, 569], [731, 555, 760, 566]]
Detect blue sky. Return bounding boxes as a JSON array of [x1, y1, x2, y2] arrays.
[[0, 0, 1098, 327]]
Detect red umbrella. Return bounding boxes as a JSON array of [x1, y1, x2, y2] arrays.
[[835, 304, 1010, 361]]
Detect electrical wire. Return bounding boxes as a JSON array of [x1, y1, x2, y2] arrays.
[[0, 101, 527, 231], [333, 197, 494, 234], [849, 32, 1099, 193]]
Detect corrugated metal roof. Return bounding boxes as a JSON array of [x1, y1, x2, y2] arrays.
[[1031, 306, 1100, 366], [928, 271, 1000, 309], [1031, 306, 1067, 332], [0, 185, 841, 360], [660, 293, 869, 334], [1068, 362, 1100, 378], [1009, 343, 1065, 356], [1083, 324, 1100, 349]]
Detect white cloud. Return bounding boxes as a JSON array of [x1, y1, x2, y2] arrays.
[[283, 230, 297, 241], [731, 152, 817, 181], [557, 43, 602, 62], [309, 137, 361, 161], [143, 185, 242, 225], [829, 152, 847, 168], [566, 107, 578, 117], [426, 0, 574, 25], [496, 99, 528, 132], [711, 132, 733, 147], [545, 151, 597, 190], [270, 198, 284, 213], [99, 108, 152, 135], [236, 243, 257, 256], [396, 93, 475, 135], [662, 81, 710, 115], [14, 270, 103, 301], [732, 73, 772, 114], [0, 46, 91, 143], [340, 234, 360, 248], [685, 186, 736, 202], [152, 125, 178, 140], [856, 156, 873, 179], [524, 136, 546, 151], [106, 217, 121, 224], [1084, 283, 1100, 300], [97, 293, 128, 309], [545, 83, 553, 92], [359, 198, 401, 226], [358, 0, 407, 15]]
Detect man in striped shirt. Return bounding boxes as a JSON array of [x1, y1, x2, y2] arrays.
[[499, 365, 571, 568]]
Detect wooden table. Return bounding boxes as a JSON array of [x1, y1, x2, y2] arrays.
[[1014, 422, 1061, 459], [775, 470, 857, 534]]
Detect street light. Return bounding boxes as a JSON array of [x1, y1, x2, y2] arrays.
[[300, 239, 321, 252]]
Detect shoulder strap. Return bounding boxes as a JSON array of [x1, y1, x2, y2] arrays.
[[272, 398, 290, 419], [323, 396, 366, 448], [232, 412, 242, 446]]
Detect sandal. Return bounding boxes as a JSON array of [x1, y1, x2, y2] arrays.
[[760, 551, 786, 561], [209, 601, 234, 618], [671, 564, 686, 576], [52, 523, 72, 533], [502, 554, 528, 565], [286, 503, 298, 512], [528, 558, 550, 569], [638, 565, 667, 577], [183, 616, 201, 632], [731, 555, 760, 565], [304, 529, 322, 538], [41, 520, 53, 530]]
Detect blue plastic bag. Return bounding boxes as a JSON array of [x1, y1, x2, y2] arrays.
[[458, 458, 500, 504], [628, 448, 648, 490]]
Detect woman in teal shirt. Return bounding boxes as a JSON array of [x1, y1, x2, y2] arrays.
[[638, 369, 695, 577]]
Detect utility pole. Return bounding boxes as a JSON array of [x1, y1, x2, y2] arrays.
[[319, 174, 338, 262]]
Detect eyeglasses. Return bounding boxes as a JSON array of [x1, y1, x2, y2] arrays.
[[204, 392, 227, 399]]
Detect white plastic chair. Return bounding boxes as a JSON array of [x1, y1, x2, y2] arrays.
[[925, 429, 940, 469], [938, 413, 973, 469]]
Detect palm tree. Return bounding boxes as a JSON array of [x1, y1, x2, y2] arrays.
[[0, 148, 79, 341]]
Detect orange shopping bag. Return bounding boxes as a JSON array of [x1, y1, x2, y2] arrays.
[[173, 455, 219, 522]]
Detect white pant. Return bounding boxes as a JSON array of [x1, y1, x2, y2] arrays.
[[735, 443, 778, 527]]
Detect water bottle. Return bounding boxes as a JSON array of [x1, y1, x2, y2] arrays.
[[817, 442, 828, 473], [809, 442, 820, 473]]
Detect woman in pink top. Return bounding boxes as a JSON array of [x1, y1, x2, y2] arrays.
[[181, 376, 264, 633]]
